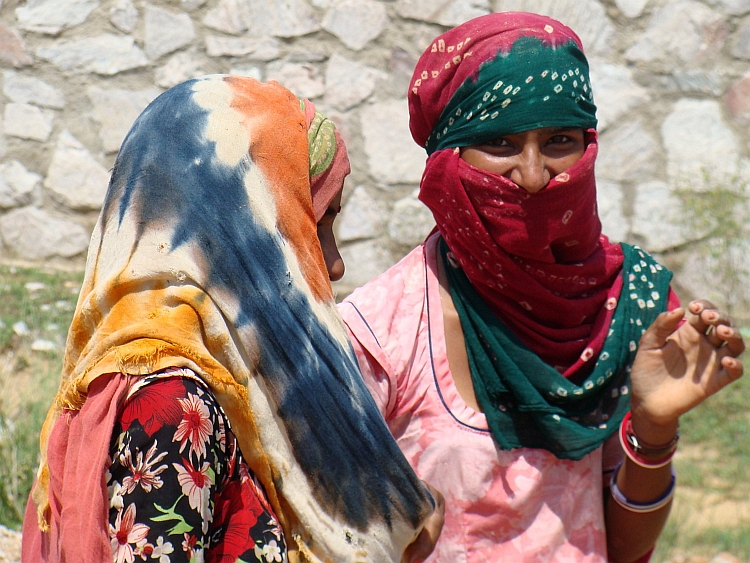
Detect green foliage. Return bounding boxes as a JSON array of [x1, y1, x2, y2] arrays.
[[674, 176, 750, 324], [0, 264, 82, 528]]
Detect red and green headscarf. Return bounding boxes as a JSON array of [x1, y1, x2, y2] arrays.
[[409, 12, 597, 154], [408, 13, 674, 459]]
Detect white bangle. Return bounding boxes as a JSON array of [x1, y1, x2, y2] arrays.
[[609, 462, 676, 514]]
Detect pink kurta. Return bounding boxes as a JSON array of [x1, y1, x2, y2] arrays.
[[339, 233, 624, 562]]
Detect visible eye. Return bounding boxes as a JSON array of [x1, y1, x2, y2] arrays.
[[548, 134, 575, 145], [485, 138, 513, 148]]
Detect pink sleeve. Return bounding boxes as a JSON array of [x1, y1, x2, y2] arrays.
[[340, 303, 395, 419]]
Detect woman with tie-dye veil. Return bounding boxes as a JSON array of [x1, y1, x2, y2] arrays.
[[339, 12, 744, 562], [22, 75, 438, 563]]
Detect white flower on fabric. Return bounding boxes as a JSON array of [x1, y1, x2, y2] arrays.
[[174, 458, 213, 531], [262, 540, 284, 562], [121, 441, 169, 494], [109, 504, 149, 563], [108, 480, 125, 510], [174, 392, 213, 460], [151, 536, 174, 563]]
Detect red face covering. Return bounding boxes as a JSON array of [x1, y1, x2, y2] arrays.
[[410, 13, 625, 370]]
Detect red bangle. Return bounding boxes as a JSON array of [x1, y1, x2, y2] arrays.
[[619, 411, 679, 468]]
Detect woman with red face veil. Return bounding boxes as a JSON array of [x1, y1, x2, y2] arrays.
[[339, 12, 744, 563]]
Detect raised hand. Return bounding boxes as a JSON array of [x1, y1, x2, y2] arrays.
[[628, 299, 744, 444]]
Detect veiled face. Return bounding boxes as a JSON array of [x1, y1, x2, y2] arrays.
[[317, 187, 344, 281], [459, 127, 585, 194]]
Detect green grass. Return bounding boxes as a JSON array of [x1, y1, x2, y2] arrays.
[[0, 264, 83, 528], [1, 264, 749, 563], [652, 354, 750, 562]]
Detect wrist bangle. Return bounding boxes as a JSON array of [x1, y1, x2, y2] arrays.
[[610, 461, 676, 513], [619, 411, 679, 469]]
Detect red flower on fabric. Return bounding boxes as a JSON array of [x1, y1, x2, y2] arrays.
[[120, 378, 185, 437], [182, 533, 198, 559], [174, 392, 213, 459], [174, 457, 213, 513], [109, 504, 149, 563], [206, 477, 267, 563]]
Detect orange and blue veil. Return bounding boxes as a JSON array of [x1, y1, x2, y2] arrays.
[[26, 75, 433, 563]]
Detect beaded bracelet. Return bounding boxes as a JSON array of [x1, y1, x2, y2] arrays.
[[610, 461, 676, 513], [619, 411, 679, 469]]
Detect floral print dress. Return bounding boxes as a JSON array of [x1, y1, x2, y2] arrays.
[[107, 367, 287, 563]]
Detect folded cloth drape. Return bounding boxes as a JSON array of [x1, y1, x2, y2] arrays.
[[23, 75, 433, 563]]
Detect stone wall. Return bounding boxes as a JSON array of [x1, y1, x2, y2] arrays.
[[1, 0, 750, 312]]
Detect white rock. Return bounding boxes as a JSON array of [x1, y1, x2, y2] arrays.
[[229, 66, 263, 81], [88, 86, 161, 153], [339, 239, 395, 288], [182, 0, 207, 10], [203, 0, 319, 38], [0, 206, 90, 259], [110, 0, 138, 33], [36, 34, 149, 75], [494, 0, 617, 56], [394, 0, 489, 27], [631, 180, 690, 252], [32, 339, 58, 352], [325, 54, 386, 111], [25, 281, 46, 291], [143, 4, 195, 60], [338, 185, 386, 242], [3, 71, 65, 109], [44, 131, 110, 211], [672, 70, 724, 96], [680, 238, 750, 316], [0, 160, 41, 209], [596, 180, 628, 243], [16, 0, 98, 35], [588, 61, 649, 131], [597, 119, 659, 182], [266, 61, 325, 99], [12, 320, 29, 336], [731, 17, 750, 59], [614, 0, 649, 18], [388, 191, 435, 247], [624, 1, 725, 65], [322, 0, 388, 50], [155, 48, 205, 89], [361, 100, 426, 184], [205, 35, 281, 61], [661, 99, 741, 184], [703, 0, 750, 15], [3, 103, 54, 142]]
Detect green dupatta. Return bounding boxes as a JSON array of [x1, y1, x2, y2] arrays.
[[442, 239, 673, 460]]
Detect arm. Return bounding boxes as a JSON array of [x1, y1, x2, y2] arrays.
[[605, 300, 745, 562]]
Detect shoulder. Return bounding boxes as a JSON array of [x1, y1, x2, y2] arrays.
[[339, 242, 431, 355]]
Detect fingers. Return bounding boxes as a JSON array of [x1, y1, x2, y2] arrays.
[[688, 300, 745, 356], [639, 308, 684, 350], [704, 355, 744, 398], [402, 484, 445, 563]]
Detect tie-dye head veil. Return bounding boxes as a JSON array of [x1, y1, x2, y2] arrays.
[[27, 75, 433, 562]]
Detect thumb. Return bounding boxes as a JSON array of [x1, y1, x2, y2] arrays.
[[639, 308, 684, 351]]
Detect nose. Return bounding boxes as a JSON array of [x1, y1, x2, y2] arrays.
[[326, 252, 345, 282], [320, 235, 345, 281], [509, 146, 549, 193]]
